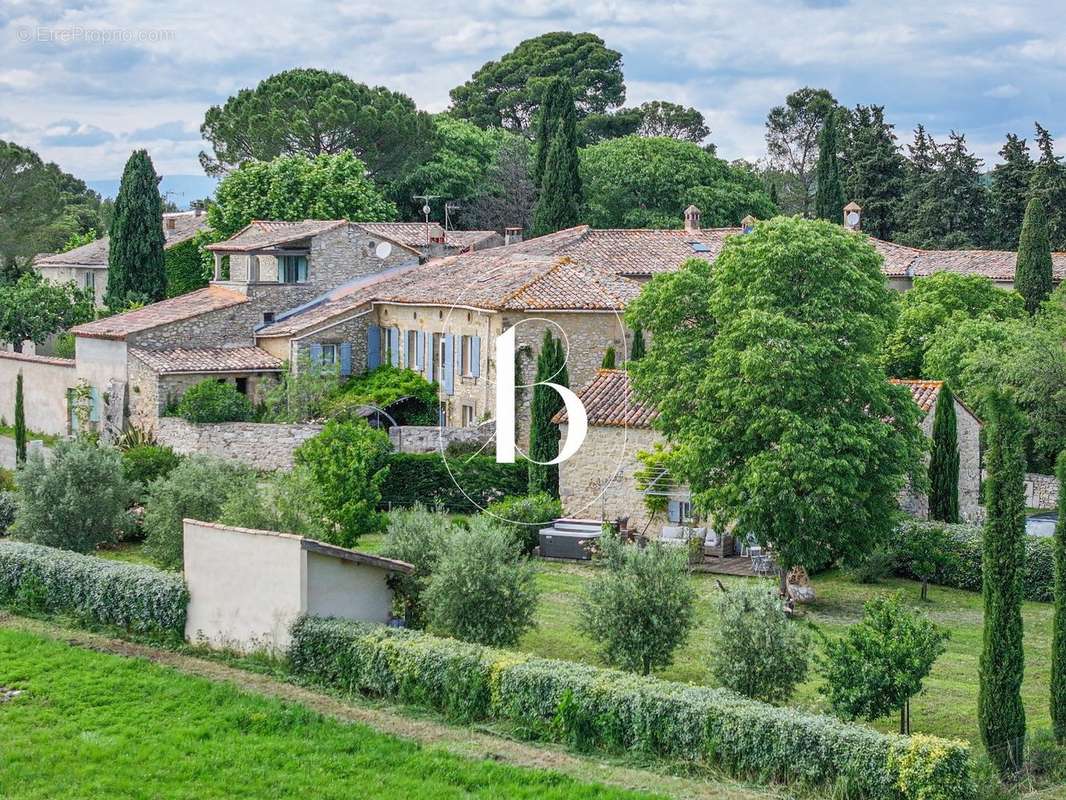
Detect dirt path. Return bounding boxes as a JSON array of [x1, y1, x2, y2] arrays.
[[0, 612, 779, 800]]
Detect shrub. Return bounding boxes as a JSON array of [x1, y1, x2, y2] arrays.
[[172, 379, 253, 423], [259, 357, 339, 423], [121, 444, 180, 490], [53, 332, 75, 359], [294, 419, 391, 547], [709, 580, 810, 703], [0, 491, 17, 535], [323, 365, 438, 425], [423, 516, 538, 647], [142, 456, 251, 569], [821, 593, 948, 734], [0, 467, 15, 492], [891, 520, 1055, 603], [379, 505, 459, 628], [580, 533, 696, 675], [483, 493, 561, 554], [288, 617, 975, 800], [13, 440, 135, 553], [218, 466, 328, 540], [381, 452, 528, 512], [846, 546, 897, 584], [0, 541, 187, 634]]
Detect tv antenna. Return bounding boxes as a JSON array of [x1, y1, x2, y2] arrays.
[[444, 202, 461, 232], [412, 194, 441, 244]]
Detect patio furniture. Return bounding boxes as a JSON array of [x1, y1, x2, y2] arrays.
[[751, 553, 774, 576], [702, 531, 736, 559], [741, 533, 762, 559]]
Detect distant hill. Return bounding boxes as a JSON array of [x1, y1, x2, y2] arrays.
[[88, 174, 220, 208]]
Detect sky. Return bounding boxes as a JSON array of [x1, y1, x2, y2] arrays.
[[2, 0, 1065, 185]]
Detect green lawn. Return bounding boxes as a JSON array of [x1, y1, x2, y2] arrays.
[[520, 563, 1054, 746], [0, 628, 662, 800]]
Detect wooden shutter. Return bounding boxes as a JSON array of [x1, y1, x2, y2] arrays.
[[389, 328, 400, 367], [442, 334, 454, 395], [471, 336, 481, 377], [415, 331, 424, 369], [309, 343, 323, 367], [339, 343, 353, 377], [89, 387, 101, 423], [367, 325, 381, 369], [425, 334, 434, 383]]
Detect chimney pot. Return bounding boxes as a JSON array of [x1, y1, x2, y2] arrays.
[[504, 226, 523, 245], [843, 201, 862, 231], [684, 205, 701, 233], [165, 216, 176, 230], [741, 215, 757, 233]]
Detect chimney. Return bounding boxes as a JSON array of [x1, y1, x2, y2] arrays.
[[741, 215, 757, 234], [194, 207, 202, 217], [843, 201, 862, 231], [684, 205, 701, 233], [165, 216, 176, 231], [505, 226, 523, 245]]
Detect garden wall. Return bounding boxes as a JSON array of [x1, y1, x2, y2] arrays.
[[155, 418, 323, 470], [0, 351, 76, 437], [388, 422, 495, 454], [1024, 472, 1058, 510]]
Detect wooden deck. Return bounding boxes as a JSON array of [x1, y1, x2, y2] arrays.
[[692, 556, 760, 577]]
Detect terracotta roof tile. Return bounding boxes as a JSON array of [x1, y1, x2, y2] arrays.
[[129, 346, 282, 374], [889, 378, 943, 414], [71, 286, 249, 340], [34, 212, 209, 269], [357, 223, 497, 253], [553, 369, 658, 427], [205, 220, 348, 253]]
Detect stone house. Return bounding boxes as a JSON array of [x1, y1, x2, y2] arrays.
[[554, 370, 983, 536], [33, 210, 211, 306]]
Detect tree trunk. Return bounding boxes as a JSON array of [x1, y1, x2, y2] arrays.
[[899, 699, 911, 735], [921, 579, 928, 602], [12, 340, 22, 353], [779, 564, 790, 597]]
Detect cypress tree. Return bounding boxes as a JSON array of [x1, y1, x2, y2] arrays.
[[105, 149, 165, 309], [532, 82, 567, 189], [768, 181, 779, 212], [987, 133, 1033, 249], [14, 371, 26, 466], [1016, 196, 1053, 315], [814, 110, 846, 222], [978, 393, 1027, 777], [528, 330, 568, 497], [1053, 451, 1066, 744], [532, 81, 582, 236], [1029, 123, 1066, 250], [928, 384, 959, 523], [601, 345, 616, 369], [630, 326, 645, 361], [841, 105, 905, 240]]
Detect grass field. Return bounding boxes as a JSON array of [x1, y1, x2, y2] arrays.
[[0, 628, 664, 800]]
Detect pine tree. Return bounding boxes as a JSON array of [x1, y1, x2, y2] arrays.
[[528, 330, 568, 496], [1029, 123, 1066, 250], [531, 81, 582, 236], [928, 384, 959, 523], [601, 345, 616, 369], [895, 126, 939, 247], [105, 149, 165, 309], [814, 109, 846, 222], [630, 326, 645, 361], [1052, 451, 1066, 744], [987, 133, 1033, 249], [14, 371, 26, 466], [841, 105, 905, 240], [1016, 196, 1053, 315], [979, 393, 1027, 777]]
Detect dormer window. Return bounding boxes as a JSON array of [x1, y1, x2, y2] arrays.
[[278, 255, 308, 284]]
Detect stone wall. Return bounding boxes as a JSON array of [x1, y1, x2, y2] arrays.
[[155, 417, 322, 470], [125, 299, 263, 350], [388, 422, 495, 454], [0, 351, 76, 437], [292, 312, 372, 375], [1024, 472, 1057, 510], [901, 397, 983, 522]]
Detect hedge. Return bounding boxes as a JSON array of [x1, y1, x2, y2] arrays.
[[0, 541, 188, 635], [892, 520, 1054, 602], [380, 453, 528, 513], [289, 617, 973, 800]]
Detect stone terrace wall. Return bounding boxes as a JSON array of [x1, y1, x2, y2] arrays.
[[1025, 472, 1058, 510], [388, 422, 495, 454], [156, 417, 322, 471], [0, 351, 76, 437]]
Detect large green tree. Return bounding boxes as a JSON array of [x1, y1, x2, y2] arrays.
[[105, 150, 165, 308], [764, 87, 837, 217], [531, 80, 582, 236], [1016, 196, 1053, 315], [978, 393, 1027, 777], [463, 136, 536, 233], [841, 105, 905, 240], [527, 329, 568, 496], [928, 383, 960, 523], [449, 32, 625, 133], [814, 109, 845, 222], [208, 152, 397, 240], [987, 133, 1034, 250], [635, 101, 709, 142], [1053, 451, 1066, 744], [0, 273, 95, 352], [628, 217, 925, 578], [200, 68, 433, 184], [580, 136, 774, 229], [1029, 123, 1066, 250]]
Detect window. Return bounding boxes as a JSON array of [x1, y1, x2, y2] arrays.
[[235, 377, 249, 395], [320, 344, 338, 366], [406, 331, 418, 368], [461, 404, 475, 427], [278, 255, 308, 284], [460, 335, 471, 375], [667, 500, 693, 524], [262, 311, 276, 324], [83, 272, 95, 292]]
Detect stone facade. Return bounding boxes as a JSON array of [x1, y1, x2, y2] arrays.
[[124, 299, 263, 350], [1024, 473, 1058, 510], [900, 396, 983, 522], [155, 417, 322, 471]]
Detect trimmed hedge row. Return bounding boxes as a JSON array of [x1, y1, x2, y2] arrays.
[[0, 541, 188, 635], [892, 520, 1054, 602], [289, 617, 973, 800], [380, 453, 528, 513]]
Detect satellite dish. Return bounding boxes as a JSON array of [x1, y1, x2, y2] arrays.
[[846, 211, 860, 226], [375, 241, 393, 259], [422, 204, 432, 216]]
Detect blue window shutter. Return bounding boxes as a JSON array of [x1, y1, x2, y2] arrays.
[[69, 390, 78, 433], [454, 335, 463, 378], [442, 334, 454, 396], [471, 336, 481, 377], [415, 331, 424, 369], [667, 500, 681, 523], [339, 342, 353, 377], [367, 324, 381, 369], [425, 335, 434, 382], [89, 387, 101, 423], [309, 343, 323, 367], [389, 328, 400, 367]]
